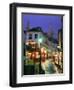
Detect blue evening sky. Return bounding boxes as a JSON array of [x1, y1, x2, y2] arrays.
[[22, 14, 63, 39]]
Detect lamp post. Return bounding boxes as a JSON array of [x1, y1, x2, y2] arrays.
[[38, 38, 43, 74]]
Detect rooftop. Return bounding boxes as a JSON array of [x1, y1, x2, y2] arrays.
[[24, 27, 58, 44]]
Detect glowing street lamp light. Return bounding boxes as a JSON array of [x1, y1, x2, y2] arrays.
[[38, 38, 42, 43], [38, 38, 43, 74], [38, 38, 43, 48]]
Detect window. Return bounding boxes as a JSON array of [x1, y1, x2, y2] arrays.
[[29, 34, 32, 39], [35, 34, 38, 39]]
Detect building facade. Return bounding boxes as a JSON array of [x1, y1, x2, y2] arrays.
[[24, 27, 58, 62]]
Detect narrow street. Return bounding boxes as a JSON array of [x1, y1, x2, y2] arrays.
[[41, 60, 60, 74]]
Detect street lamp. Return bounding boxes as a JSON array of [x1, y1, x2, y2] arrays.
[[38, 38, 43, 74], [38, 38, 42, 43]]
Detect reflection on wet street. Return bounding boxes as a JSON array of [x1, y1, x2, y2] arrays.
[[24, 52, 63, 75], [41, 59, 63, 74]]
